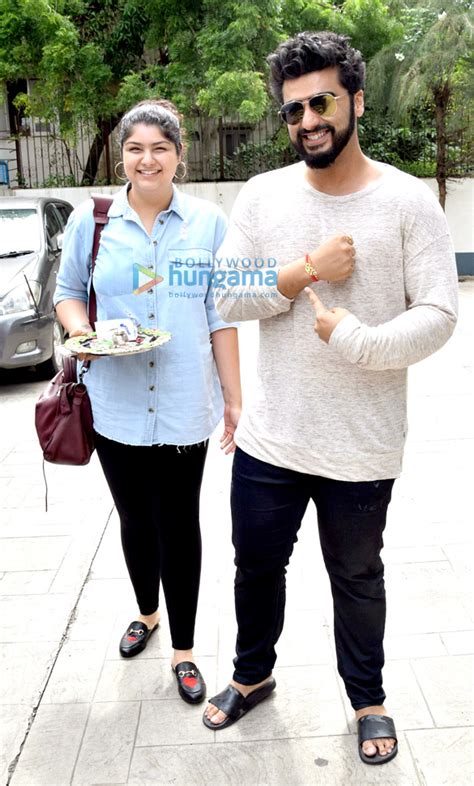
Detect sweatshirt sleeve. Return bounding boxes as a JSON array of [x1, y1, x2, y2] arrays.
[[214, 182, 293, 322], [329, 231, 458, 370]]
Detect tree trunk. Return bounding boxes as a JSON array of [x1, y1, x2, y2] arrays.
[[434, 83, 451, 211], [81, 130, 105, 185], [218, 117, 225, 180], [81, 118, 118, 186]]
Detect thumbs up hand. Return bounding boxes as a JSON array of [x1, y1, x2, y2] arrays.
[[304, 287, 351, 343]]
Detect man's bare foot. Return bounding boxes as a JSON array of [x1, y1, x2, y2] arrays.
[[355, 705, 396, 758], [204, 676, 273, 725], [138, 610, 160, 630]]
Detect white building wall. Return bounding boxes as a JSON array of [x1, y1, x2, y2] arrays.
[[4, 178, 473, 273]]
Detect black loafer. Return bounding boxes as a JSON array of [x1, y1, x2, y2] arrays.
[[173, 661, 206, 704], [119, 620, 158, 658]]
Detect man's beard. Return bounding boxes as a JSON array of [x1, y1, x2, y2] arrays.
[[291, 97, 355, 169]]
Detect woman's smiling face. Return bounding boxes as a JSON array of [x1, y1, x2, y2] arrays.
[[122, 122, 180, 196]]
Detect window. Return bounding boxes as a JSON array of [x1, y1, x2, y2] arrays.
[[54, 203, 73, 230], [44, 205, 62, 245], [0, 209, 41, 256], [224, 129, 250, 158]]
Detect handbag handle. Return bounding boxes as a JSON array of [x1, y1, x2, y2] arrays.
[[62, 354, 78, 384], [89, 196, 113, 327]]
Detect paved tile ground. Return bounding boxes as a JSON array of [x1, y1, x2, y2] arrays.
[[1, 281, 473, 786]]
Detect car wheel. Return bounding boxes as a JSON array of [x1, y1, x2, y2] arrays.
[[38, 317, 65, 377]]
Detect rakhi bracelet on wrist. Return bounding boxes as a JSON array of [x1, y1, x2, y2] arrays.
[[304, 254, 319, 282]]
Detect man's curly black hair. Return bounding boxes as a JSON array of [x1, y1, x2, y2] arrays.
[[267, 31, 365, 104]]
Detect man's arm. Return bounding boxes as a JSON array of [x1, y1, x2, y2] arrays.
[[305, 233, 458, 370], [276, 235, 355, 299], [214, 184, 354, 322]]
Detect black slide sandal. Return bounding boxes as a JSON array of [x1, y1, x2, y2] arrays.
[[203, 678, 276, 730], [358, 714, 398, 765]]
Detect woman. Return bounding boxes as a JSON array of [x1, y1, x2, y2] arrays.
[[54, 99, 241, 704]]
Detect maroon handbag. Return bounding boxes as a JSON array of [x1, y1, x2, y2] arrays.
[[35, 355, 94, 465], [34, 195, 113, 465]]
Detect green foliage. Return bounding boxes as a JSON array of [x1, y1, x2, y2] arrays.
[[368, 3, 473, 119], [198, 71, 268, 122], [210, 127, 297, 179], [367, 0, 473, 199], [341, 0, 404, 60], [0, 0, 113, 139], [359, 107, 438, 176], [116, 66, 169, 111], [279, 0, 403, 60], [280, 0, 342, 36], [1, 0, 471, 187], [139, 0, 281, 119], [68, 0, 150, 80], [0, 0, 64, 80], [40, 172, 79, 187]]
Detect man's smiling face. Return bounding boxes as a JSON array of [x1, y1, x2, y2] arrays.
[[283, 66, 363, 169]]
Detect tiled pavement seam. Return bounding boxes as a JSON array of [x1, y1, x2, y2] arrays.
[[2, 283, 473, 785], [4, 504, 114, 786]]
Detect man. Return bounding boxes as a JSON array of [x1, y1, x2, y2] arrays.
[[203, 31, 458, 765]]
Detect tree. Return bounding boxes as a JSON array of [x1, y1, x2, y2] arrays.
[[0, 0, 114, 136], [116, 0, 283, 122], [4, 0, 465, 189], [0, 0, 283, 182], [280, 0, 403, 60], [368, 0, 474, 207]]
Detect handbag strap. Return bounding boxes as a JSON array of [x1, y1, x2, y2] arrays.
[[89, 195, 113, 326], [62, 354, 78, 383]]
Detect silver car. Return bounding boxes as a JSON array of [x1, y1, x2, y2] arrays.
[[0, 196, 73, 374]]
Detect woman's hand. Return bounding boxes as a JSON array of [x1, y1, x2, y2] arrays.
[[68, 324, 98, 362], [220, 402, 241, 454]]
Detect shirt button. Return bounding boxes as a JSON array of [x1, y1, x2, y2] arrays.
[[148, 264, 153, 269], [153, 239, 158, 245], [148, 289, 153, 294], [149, 361, 154, 368], [149, 313, 155, 319], [159, 219, 164, 225], [149, 385, 155, 391], [148, 407, 154, 413]]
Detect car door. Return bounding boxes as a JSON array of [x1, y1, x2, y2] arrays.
[[41, 203, 64, 313], [54, 202, 73, 231]]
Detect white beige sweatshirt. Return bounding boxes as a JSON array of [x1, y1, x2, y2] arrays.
[[214, 162, 458, 481]]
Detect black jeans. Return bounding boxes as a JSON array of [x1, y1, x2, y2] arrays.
[[231, 447, 395, 710], [95, 433, 208, 651]]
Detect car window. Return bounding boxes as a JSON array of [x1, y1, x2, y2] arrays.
[[44, 204, 62, 244], [0, 208, 41, 257], [54, 203, 72, 229]]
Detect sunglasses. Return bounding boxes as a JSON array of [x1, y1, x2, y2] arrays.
[[279, 93, 345, 125]]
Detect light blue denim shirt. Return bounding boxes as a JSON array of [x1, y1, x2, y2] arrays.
[[54, 185, 236, 446]]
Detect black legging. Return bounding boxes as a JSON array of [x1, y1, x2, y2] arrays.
[[95, 433, 208, 650]]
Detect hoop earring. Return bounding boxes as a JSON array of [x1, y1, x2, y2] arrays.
[[114, 161, 128, 182], [174, 161, 187, 181]]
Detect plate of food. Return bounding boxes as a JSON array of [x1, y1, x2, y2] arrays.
[[64, 327, 171, 357]]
